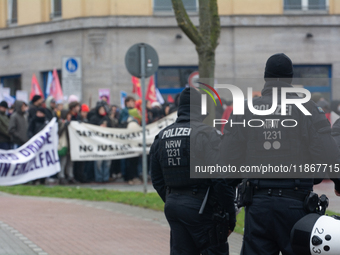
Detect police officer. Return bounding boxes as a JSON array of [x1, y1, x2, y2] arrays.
[[150, 87, 236, 255], [221, 53, 340, 255]]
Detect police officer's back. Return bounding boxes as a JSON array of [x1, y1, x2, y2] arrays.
[[221, 53, 340, 255], [151, 87, 235, 255]]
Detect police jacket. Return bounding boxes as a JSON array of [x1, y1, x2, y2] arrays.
[[221, 81, 340, 191], [331, 119, 340, 191], [150, 103, 236, 228]]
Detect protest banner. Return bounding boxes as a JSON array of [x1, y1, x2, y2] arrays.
[[68, 112, 177, 161], [0, 118, 60, 186]]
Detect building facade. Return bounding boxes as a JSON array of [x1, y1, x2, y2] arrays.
[[0, 0, 339, 105]]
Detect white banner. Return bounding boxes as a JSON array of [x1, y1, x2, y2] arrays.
[[0, 118, 60, 186], [68, 112, 177, 161]]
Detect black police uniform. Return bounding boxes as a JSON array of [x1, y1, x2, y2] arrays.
[[331, 119, 340, 191], [151, 87, 236, 255], [221, 54, 340, 255]]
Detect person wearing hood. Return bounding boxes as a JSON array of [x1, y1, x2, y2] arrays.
[[45, 96, 57, 121], [89, 102, 113, 182], [89, 102, 113, 127], [8, 100, 28, 148], [150, 87, 236, 254], [221, 53, 340, 255], [0, 101, 11, 150]]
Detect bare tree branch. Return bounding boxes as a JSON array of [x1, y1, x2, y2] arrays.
[[171, 0, 202, 46]]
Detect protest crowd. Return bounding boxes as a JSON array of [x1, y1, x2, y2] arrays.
[[0, 91, 181, 185], [1, 81, 339, 186]]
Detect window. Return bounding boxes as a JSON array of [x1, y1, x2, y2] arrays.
[[153, 0, 198, 14], [156, 66, 198, 95], [284, 0, 328, 11], [0, 75, 21, 97], [51, 0, 62, 19], [7, 0, 17, 26], [41, 70, 62, 99], [292, 65, 332, 101]]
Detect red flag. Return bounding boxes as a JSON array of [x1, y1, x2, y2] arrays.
[[132, 76, 142, 98], [167, 95, 175, 103], [145, 76, 157, 103], [49, 69, 64, 101], [29, 74, 44, 101]]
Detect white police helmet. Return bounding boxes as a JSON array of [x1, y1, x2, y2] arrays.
[[291, 213, 340, 255]]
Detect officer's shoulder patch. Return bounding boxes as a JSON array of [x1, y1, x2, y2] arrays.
[[317, 106, 325, 114]]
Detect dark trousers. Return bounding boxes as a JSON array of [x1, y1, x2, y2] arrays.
[[165, 193, 229, 255], [0, 142, 11, 150], [110, 159, 121, 175], [74, 161, 94, 183], [124, 157, 139, 181], [241, 195, 307, 255]]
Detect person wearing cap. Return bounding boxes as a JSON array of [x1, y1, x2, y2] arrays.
[[28, 95, 44, 124], [150, 87, 236, 254], [221, 53, 340, 255], [0, 101, 11, 150], [80, 104, 90, 122], [28, 107, 49, 139]]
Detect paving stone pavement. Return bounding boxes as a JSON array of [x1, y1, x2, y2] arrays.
[[0, 223, 44, 255], [0, 192, 243, 255]]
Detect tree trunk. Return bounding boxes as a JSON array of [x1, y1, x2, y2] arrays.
[[198, 47, 216, 124], [171, 0, 220, 126]]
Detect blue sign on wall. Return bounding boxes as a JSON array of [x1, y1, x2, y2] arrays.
[[65, 58, 78, 73]]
